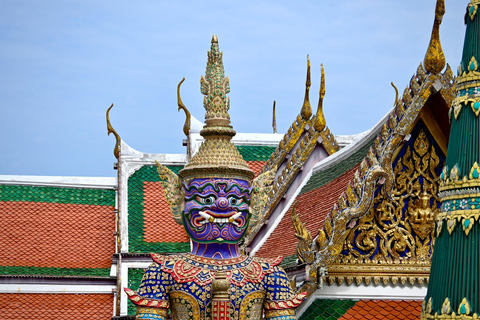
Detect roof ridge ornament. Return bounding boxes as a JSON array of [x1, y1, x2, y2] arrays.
[[313, 64, 327, 132], [424, 0, 446, 74], [177, 77, 191, 137], [272, 100, 277, 134], [301, 55, 313, 120], [106, 103, 121, 160]]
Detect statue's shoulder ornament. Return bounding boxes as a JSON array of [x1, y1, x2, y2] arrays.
[[151, 253, 283, 287]]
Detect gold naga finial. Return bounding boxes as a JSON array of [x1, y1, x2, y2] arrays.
[[106, 103, 121, 159], [424, 0, 446, 74], [272, 100, 277, 134], [290, 202, 314, 265], [391, 82, 399, 106], [300, 55, 313, 120], [177, 77, 191, 136], [314, 63, 327, 132]]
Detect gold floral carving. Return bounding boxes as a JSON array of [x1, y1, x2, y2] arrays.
[[155, 161, 185, 225], [291, 202, 314, 265], [170, 291, 200, 320], [327, 128, 441, 285], [265, 309, 295, 318], [249, 167, 277, 233], [239, 291, 265, 320]]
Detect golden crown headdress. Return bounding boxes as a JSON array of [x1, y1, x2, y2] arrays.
[[178, 35, 255, 182]]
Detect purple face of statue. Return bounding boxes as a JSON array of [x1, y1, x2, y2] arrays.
[[183, 178, 251, 244]]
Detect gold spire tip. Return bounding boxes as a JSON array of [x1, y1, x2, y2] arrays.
[[301, 56, 313, 120], [314, 63, 326, 132], [212, 34, 218, 43], [424, 0, 446, 74]]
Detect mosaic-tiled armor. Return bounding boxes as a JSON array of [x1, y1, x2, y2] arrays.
[[125, 35, 306, 319]]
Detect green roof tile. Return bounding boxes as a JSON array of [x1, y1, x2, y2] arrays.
[[299, 299, 357, 320], [0, 266, 110, 277], [0, 185, 115, 206], [300, 136, 376, 195], [237, 145, 277, 162]]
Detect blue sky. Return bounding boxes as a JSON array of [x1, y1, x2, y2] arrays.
[[0, 1, 467, 177]]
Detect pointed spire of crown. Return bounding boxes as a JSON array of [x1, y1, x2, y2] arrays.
[[178, 36, 255, 182], [199, 35, 235, 138]]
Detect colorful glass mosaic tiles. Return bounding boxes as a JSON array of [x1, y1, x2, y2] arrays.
[[0, 293, 114, 319], [127, 253, 305, 319], [128, 165, 190, 253], [0, 184, 115, 277]]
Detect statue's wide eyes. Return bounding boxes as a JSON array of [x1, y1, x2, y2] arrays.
[[196, 196, 216, 205], [228, 196, 243, 206]]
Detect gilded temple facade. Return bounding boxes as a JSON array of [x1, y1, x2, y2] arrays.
[[0, 1, 474, 319]]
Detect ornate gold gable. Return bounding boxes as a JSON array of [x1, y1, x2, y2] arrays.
[[292, 61, 455, 297], [327, 122, 444, 286]]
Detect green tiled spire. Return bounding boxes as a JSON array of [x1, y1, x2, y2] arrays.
[[422, 1, 480, 319]]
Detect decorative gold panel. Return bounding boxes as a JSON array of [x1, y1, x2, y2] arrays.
[[328, 124, 444, 285]]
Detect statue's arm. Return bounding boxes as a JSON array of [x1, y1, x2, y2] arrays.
[[263, 266, 307, 320], [124, 263, 171, 320]]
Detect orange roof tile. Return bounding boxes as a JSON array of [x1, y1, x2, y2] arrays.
[[142, 181, 189, 243], [0, 201, 115, 269], [338, 300, 422, 320], [256, 164, 359, 258], [247, 161, 266, 177], [0, 293, 113, 319]]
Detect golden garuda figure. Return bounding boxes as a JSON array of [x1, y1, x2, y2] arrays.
[[124, 35, 306, 320]]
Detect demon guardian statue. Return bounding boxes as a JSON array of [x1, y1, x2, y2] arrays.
[[124, 36, 306, 320]]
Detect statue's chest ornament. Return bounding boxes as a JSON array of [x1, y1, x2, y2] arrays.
[[152, 253, 282, 287]]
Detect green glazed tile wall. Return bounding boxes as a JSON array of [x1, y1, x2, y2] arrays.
[[128, 165, 190, 253]]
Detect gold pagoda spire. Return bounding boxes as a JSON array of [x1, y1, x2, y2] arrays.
[[314, 64, 326, 132], [301, 56, 313, 120], [424, 0, 446, 74]]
